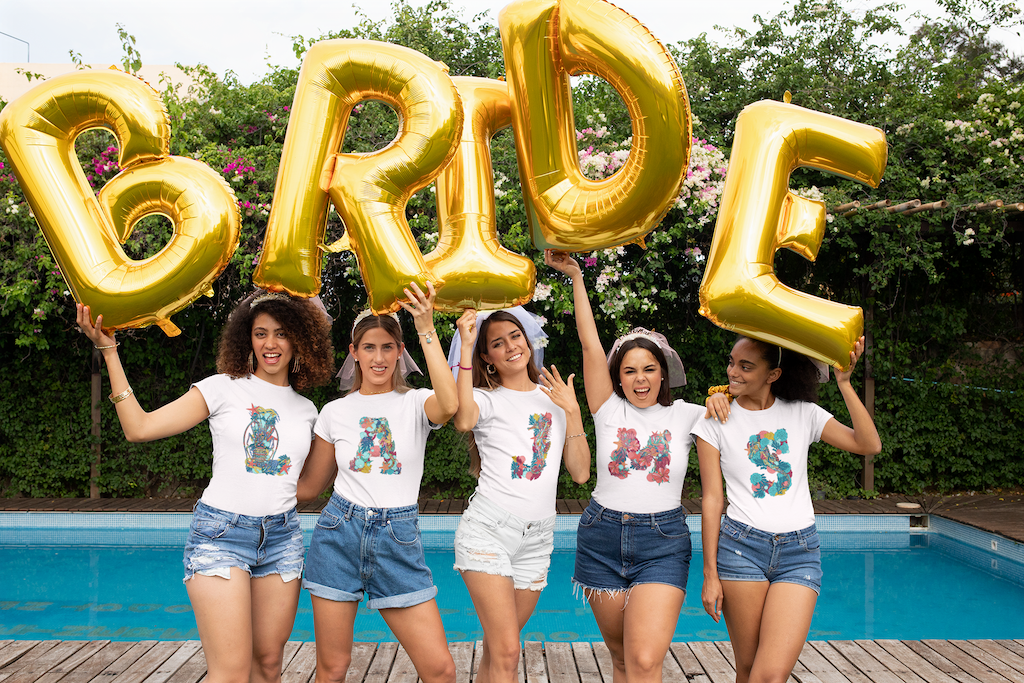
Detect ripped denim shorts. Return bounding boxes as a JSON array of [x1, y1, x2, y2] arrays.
[[572, 499, 692, 595], [182, 500, 304, 583]]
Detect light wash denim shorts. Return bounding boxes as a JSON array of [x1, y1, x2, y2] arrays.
[[182, 500, 304, 583], [302, 493, 437, 610], [453, 493, 556, 591], [572, 499, 692, 594], [716, 516, 823, 593]]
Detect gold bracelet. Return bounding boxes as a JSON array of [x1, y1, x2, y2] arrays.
[[566, 432, 587, 439], [417, 329, 436, 344], [707, 385, 734, 402], [109, 387, 134, 404], [95, 342, 119, 350]]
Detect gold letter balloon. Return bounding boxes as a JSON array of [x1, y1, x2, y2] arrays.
[[426, 76, 536, 311], [698, 100, 888, 370], [253, 40, 464, 313], [0, 70, 240, 335], [499, 0, 691, 251]]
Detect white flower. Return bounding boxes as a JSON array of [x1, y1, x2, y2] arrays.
[[533, 283, 553, 301]]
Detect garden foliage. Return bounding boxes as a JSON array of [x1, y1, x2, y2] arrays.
[[0, 0, 1021, 498]]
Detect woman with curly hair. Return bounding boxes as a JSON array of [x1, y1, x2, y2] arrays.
[[692, 335, 881, 683], [76, 292, 335, 683]]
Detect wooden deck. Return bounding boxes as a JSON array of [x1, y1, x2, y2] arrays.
[[2, 638, 1024, 683], [2, 493, 1021, 542]]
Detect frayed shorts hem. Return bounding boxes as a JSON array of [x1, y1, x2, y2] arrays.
[[454, 565, 543, 592], [186, 566, 301, 582], [571, 579, 686, 601]]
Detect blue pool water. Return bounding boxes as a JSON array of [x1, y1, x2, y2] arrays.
[[1, 514, 1022, 642]]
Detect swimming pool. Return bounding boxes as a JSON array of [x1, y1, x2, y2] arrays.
[[1, 513, 1022, 641]]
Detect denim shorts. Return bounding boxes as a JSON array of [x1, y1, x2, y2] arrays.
[[572, 500, 692, 595], [716, 516, 823, 593], [182, 500, 304, 583], [302, 493, 437, 610], [453, 494, 556, 591]]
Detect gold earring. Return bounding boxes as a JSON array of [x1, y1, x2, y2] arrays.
[[487, 364, 496, 375], [248, 352, 255, 374], [292, 356, 301, 373]]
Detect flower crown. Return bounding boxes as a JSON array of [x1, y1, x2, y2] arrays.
[[351, 309, 401, 334]]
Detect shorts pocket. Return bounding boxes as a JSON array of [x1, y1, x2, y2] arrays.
[[191, 516, 231, 540], [654, 517, 689, 540], [578, 507, 599, 529], [316, 510, 341, 530], [801, 532, 821, 552], [720, 522, 742, 540], [463, 509, 499, 532], [387, 518, 421, 546]]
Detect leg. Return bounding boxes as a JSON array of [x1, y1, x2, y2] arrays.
[[310, 596, 360, 683], [380, 600, 456, 683], [186, 569, 254, 683], [720, 580, 770, 683], [461, 571, 541, 683], [586, 591, 627, 683], [249, 575, 301, 683], [746, 583, 817, 683], [620, 584, 685, 683]]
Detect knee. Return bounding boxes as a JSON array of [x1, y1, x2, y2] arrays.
[[252, 649, 284, 680], [486, 640, 522, 673], [315, 651, 352, 683], [626, 649, 664, 679], [419, 655, 456, 683]]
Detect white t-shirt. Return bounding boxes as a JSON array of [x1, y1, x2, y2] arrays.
[[193, 374, 318, 517], [472, 386, 567, 521], [315, 388, 439, 509], [592, 394, 704, 514], [691, 398, 833, 533]]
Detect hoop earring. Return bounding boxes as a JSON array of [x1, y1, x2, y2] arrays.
[[248, 352, 255, 374], [486, 363, 496, 375], [292, 356, 301, 373]]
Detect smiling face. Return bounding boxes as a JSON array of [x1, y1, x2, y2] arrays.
[[618, 347, 664, 408], [251, 313, 293, 386], [480, 319, 532, 381], [350, 326, 403, 393], [727, 337, 781, 399]]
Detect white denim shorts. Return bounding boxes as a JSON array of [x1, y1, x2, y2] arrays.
[[453, 494, 556, 591]]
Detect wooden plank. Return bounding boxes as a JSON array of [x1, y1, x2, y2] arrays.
[[161, 646, 206, 683], [687, 642, 734, 683], [5, 642, 88, 683], [362, 642, 398, 683], [949, 642, 1024, 683], [659, 645, 686, 683], [798, 641, 857, 683], [449, 642, 474, 683], [523, 642, 546, 683], [902, 641, 984, 683], [386, 646, 418, 683], [29, 642, 112, 683], [109, 641, 183, 683], [0, 643, 57, 675], [280, 642, 303, 672], [872, 641, 962, 683], [668, 643, 705, 677], [828, 641, 904, 683], [570, 643, 601, 683], [138, 643, 202, 683], [591, 642, 615, 682], [346, 642, 378, 683], [545, 643, 575, 683], [994, 641, 1024, 659], [53, 642, 136, 683], [281, 642, 317, 683], [809, 641, 873, 683], [921, 640, 1012, 683], [854, 641, 927, 683]]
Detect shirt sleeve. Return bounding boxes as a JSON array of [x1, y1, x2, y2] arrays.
[[807, 402, 834, 443], [313, 402, 335, 443], [690, 412, 722, 451], [191, 375, 225, 419], [473, 387, 495, 429], [413, 388, 442, 431]]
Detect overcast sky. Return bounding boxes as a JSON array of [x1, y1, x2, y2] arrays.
[[1, 0, 1020, 84]]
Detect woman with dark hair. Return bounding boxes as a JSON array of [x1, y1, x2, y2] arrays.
[[546, 249, 704, 683], [693, 335, 881, 683], [75, 292, 335, 683], [295, 282, 458, 683], [449, 306, 590, 683]]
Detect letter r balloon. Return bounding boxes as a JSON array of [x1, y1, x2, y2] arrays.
[[698, 101, 888, 370]]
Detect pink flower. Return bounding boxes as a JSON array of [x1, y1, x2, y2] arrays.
[[584, 257, 597, 267]]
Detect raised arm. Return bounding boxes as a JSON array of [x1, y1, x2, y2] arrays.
[[399, 281, 458, 425], [696, 436, 725, 623], [296, 435, 338, 501], [453, 309, 481, 432], [77, 304, 210, 442], [545, 250, 613, 413], [819, 338, 882, 456], [539, 365, 591, 484]]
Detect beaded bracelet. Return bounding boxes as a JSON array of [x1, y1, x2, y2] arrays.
[[417, 329, 436, 344], [565, 432, 587, 439]]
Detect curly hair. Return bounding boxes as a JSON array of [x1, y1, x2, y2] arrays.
[[470, 311, 541, 389], [346, 313, 410, 395], [217, 293, 335, 392], [738, 336, 819, 403], [608, 337, 672, 407]]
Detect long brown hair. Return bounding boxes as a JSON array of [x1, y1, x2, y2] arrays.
[[466, 311, 542, 477], [347, 314, 409, 396]]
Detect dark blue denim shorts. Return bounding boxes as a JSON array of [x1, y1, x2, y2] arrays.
[[182, 500, 304, 583], [572, 499, 692, 594], [716, 516, 823, 593], [302, 492, 437, 610]]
